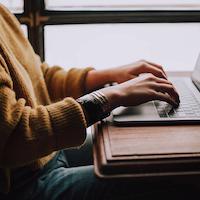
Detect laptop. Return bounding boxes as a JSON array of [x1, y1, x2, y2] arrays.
[[112, 54, 200, 126]]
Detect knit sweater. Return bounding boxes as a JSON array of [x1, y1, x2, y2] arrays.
[[0, 4, 93, 193]]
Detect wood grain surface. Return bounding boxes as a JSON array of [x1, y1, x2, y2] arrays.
[[108, 125, 200, 156]]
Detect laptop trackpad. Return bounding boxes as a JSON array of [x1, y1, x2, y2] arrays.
[[113, 102, 158, 122]]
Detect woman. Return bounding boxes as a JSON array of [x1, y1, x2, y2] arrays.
[[0, 3, 196, 200]]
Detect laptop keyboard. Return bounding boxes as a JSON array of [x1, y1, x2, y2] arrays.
[[154, 80, 200, 118]]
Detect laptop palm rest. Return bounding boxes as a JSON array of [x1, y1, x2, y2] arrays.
[[113, 102, 159, 123]]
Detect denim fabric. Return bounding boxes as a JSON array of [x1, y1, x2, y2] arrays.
[[1, 151, 199, 200]]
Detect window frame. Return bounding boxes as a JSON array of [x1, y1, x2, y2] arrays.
[[14, 0, 200, 61]]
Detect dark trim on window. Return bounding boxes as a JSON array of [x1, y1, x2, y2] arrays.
[[43, 10, 200, 24]]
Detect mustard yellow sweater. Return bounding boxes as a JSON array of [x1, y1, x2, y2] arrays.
[[0, 4, 93, 193]]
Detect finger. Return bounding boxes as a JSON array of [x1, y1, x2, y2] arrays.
[[152, 76, 172, 85], [152, 83, 180, 103], [142, 60, 167, 77], [140, 63, 167, 80], [145, 74, 177, 93], [153, 91, 179, 108], [153, 83, 180, 103], [152, 77, 180, 99]]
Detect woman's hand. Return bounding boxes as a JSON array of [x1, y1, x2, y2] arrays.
[[85, 60, 167, 92], [100, 73, 180, 111], [107, 60, 167, 84]]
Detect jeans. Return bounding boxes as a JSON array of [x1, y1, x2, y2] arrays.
[[1, 150, 199, 200]]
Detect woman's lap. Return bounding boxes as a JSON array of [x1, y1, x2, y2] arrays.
[[28, 167, 199, 200], [5, 151, 200, 200]]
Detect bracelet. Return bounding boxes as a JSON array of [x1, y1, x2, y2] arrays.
[[76, 91, 111, 126]]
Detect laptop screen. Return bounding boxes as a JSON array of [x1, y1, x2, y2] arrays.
[[192, 53, 200, 91]]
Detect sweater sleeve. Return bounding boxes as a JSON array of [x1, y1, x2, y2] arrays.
[[41, 61, 94, 102], [0, 65, 87, 168]]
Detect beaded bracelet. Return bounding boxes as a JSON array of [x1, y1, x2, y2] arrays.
[[76, 91, 111, 126]]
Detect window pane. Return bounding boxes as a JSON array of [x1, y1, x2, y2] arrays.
[[45, 23, 200, 71], [45, 0, 200, 11], [1, 0, 23, 13], [21, 25, 27, 37]]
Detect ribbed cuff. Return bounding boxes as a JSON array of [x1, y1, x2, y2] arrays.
[[46, 98, 87, 149]]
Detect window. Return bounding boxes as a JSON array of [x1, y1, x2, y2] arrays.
[[1, 0, 23, 13], [45, 23, 200, 71], [21, 25, 28, 37], [45, 0, 200, 11], [43, 0, 200, 71]]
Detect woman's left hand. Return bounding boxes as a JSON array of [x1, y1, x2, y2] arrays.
[[85, 60, 167, 92], [108, 60, 167, 84]]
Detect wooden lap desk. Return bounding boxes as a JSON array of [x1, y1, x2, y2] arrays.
[[92, 72, 200, 182]]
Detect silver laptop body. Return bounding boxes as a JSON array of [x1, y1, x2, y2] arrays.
[[112, 54, 200, 126]]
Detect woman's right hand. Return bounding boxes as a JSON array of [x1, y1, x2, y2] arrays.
[[100, 73, 180, 111]]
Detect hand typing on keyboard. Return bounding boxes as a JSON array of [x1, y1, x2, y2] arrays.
[[96, 60, 180, 113], [155, 80, 200, 118]]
